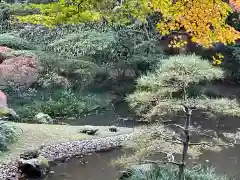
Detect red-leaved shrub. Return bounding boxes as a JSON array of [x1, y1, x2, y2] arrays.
[[0, 55, 38, 87]]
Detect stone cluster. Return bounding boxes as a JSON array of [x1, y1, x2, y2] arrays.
[[0, 133, 131, 180]]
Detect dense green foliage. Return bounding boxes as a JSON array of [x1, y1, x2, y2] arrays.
[[1, 85, 111, 121], [224, 44, 240, 81], [16, 90, 111, 120], [13, 0, 149, 26], [0, 3, 11, 33], [0, 123, 18, 152], [126, 166, 229, 180], [0, 6, 167, 120], [126, 54, 240, 120], [0, 33, 34, 50], [10, 23, 165, 92], [118, 54, 240, 179]]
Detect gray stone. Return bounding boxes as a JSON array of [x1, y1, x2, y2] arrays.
[[18, 156, 49, 179], [20, 149, 40, 160], [79, 125, 99, 135], [109, 126, 118, 132], [49, 170, 55, 174]]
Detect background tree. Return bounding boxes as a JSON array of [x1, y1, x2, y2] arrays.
[[151, 0, 240, 47]]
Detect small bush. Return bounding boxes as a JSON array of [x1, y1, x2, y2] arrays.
[[0, 33, 34, 50], [127, 166, 229, 180], [38, 72, 71, 89], [0, 123, 18, 152]]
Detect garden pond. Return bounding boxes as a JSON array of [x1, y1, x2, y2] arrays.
[[47, 102, 240, 180]]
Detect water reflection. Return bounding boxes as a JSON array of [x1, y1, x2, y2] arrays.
[[47, 101, 240, 180], [47, 149, 124, 180], [47, 145, 240, 180], [196, 145, 240, 179]]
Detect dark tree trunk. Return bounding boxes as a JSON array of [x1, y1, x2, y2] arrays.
[[178, 107, 192, 180]]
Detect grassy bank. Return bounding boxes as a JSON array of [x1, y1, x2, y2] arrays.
[[0, 123, 133, 163]]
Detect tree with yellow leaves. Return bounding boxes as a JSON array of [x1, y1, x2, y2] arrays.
[[13, 0, 240, 48], [151, 0, 240, 47]]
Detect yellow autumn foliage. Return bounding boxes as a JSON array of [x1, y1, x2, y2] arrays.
[[14, 0, 150, 27], [152, 0, 240, 47], [13, 0, 240, 47]]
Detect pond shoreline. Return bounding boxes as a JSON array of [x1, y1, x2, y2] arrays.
[[0, 129, 133, 180]]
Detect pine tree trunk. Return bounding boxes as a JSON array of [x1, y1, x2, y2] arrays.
[[178, 108, 191, 180]]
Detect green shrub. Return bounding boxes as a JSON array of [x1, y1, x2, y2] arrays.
[[31, 50, 101, 88], [13, 89, 112, 120], [14, 23, 165, 93], [48, 30, 116, 57], [127, 166, 229, 180], [0, 123, 18, 152], [3, 49, 101, 89], [0, 33, 34, 50], [17, 23, 164, 69], [5, 49, 37, 58], [0, 3, 10, 20]]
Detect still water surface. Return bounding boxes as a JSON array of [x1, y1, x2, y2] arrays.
[[48, 102, 240, 180], [47, 146, 240, 180], [47, 149, 124, 180]]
